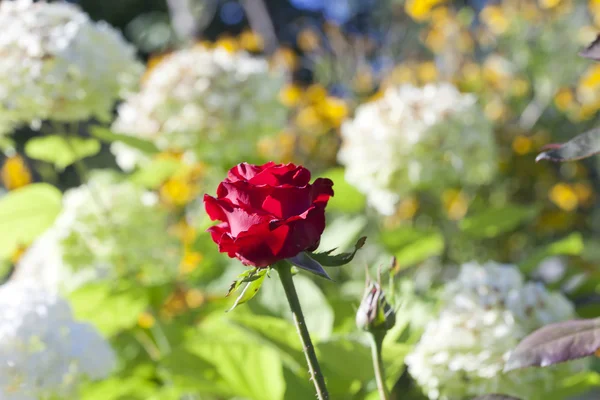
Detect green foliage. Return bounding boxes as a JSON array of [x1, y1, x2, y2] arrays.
[[0, 183, 61, 258], [90, 127, 159, 154], [25, 135, 101, 170], [460, 204, 540, 239]]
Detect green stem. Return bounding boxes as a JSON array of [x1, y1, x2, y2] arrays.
[[369, 332, 389, 400], [277, 263, 329, 400]]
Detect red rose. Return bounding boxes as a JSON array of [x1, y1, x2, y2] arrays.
[[204, 162, 334, 267]]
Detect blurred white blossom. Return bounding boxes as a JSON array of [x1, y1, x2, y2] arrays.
[[0, 279, 115, 399], [15, 171, 182, 290], [338, 83, 496, 215], [0, 0, 142, 127], [111, 46, 287, 170], [405, 261, 587, 400]]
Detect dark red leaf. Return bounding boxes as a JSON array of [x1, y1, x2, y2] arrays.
[[504, 318, 600, 372]]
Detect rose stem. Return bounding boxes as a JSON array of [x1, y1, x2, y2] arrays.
[[277, 262, 329, 400], [369, 331, 390, 400]]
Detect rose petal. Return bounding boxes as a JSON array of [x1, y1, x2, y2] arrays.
[[249, 163, 308, 186], [227, 162, 275, 182], [217, 181, 273, 211], [205, 195, 272, 237], [311, 178, 334, 206], [232, 222, 290, 267], [261, 186, 313, 219], [269, 205, 327, 259]]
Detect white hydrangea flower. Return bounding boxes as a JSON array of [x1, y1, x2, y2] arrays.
[[0, 0, 142, 126], [0, 279, 115, 399], [111, 46, 287, 170], [14, 171, 182, 290], [405, 261, 587, 400], [338, 83, 497, 215]]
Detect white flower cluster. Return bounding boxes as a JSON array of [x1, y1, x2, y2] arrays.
[[14, 171, 182, 291], [338, 83, 496, 215], [111, 46, 287, 170], [0, 279, 115, 399], [0, 0, 142, 129], [405, 261, 587, 400]]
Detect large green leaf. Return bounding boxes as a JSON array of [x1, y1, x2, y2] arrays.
[[68, 283, 149, 337], [25, 135, 101, 170], [519, 233, 583, 274], [0, 183, 62, 259], [380, 226, 444, 268], [130, 158, 182, 188], [460, 204, 540, 238], [322, 167, 366, 213], [81, 377, 157, 400], [90, 127, 159, 154]]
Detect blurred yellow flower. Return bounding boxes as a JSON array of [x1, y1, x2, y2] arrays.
[[215, 35, 239, 53], [442, 189, 469, 220], [417, 61, 439, 83], [185, 288, 205, 308], [512, 135, 533, 155], [396, 196, 419, 220], [298, 28, 321, 52], [137, 312, 156, 329], [240, 30, 264, 52], [10, 244, 27, 265], [354, 69, 375, 93], [1, 155, 32, 190], [179, 250, 203, 275], [320, 96, 348, 127], [481, 6, 510, 35], [573, 182, 594, 207], [279, 84, 303, 107], [306, 84, 328, 104], [160, 177, 195, 207], [271, 47, 298, 70], [405, 0, 447, 21], [554, 88, 575, 111], [539, 0, 562, 9], [549, 183, 578, 211], [295, 106, 324, 131]]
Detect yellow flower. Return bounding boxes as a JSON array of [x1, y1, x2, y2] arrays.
[[160, 177, 195, 207], [320, 96, 348, 127], [295, 106, 324, 132], [279, 84, 303, 107], [442, 189, 469, 220], [386, 64, 416, 86], [549, 183, 578, 212], [305, 84, 328, 104], [1, 155, 32, 190], [573, 182, 594, 207], [417, 61, 438, 83], [271, 47, 298, 70], [185, 289, 205, 308], [396, 196, 420, 220], [554, 88, 575, 112], [405, 0, 447, 21], [179, 250, 203, 275], [215, 35, 239, 53], [298, 28, 321, 52], [481, 5, 510, 35], [240, 30, 264, 52], [137, 312, 156, 329], [539, 0, 562, 9], [512, 135, 533, 155]]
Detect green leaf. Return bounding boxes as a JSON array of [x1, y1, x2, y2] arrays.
[[90, 126, 159, 154], [310, 236, 366, 267], [68, 283, 149, 337], [460, 204, 540, 238], [519, 233, 584, 274], [381, 226, 444, 268], [0, 183, 62, 259], [322, 167, 366, 213], [227, 268, 268, 311], [25, 135, 101, 170], [130, 158, 182, 188], [81, 377, 157, 400]]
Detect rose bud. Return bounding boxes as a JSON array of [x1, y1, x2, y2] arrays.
[[356, 281, 396, 333], [204, 162, 334, 267]]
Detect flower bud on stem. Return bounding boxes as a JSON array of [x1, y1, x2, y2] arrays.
[[276, 262, 329, 400]]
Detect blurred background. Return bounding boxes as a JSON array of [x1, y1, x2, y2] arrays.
[[2, 0, 600, 399]]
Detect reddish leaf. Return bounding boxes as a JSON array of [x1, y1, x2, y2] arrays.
[[504, 318, 600, 372], [536, 128, 600, 163], [579, 34, 600, 61]]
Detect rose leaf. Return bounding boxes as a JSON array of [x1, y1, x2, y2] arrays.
[[287, 252, 332, 280], [503, 318, 600, 372], [579, 34, 600, 61], [536, 127, 600, 163], [226, 268, 269, 312], [309, 236, 367, 267]]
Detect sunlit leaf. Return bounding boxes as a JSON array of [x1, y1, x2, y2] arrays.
[[69, 283, 149, 337], [322, 167, 366, 213], [227, 268, 268, 311], [130, 158, 183, 188], [90, 126, 159, 154], [579, 34, 600, 61], [536, 128, 600, 163], [380, 226, 444, 268], [25, 135, 100, 170], [504, 318, 600, 372], [471, 395, 522, 400], [460, 204, 539, 238], [519, 233, 583, 274], [310, 236, 366, 267], [0, 183, 61, 259], [287, 252, 332, 280]]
